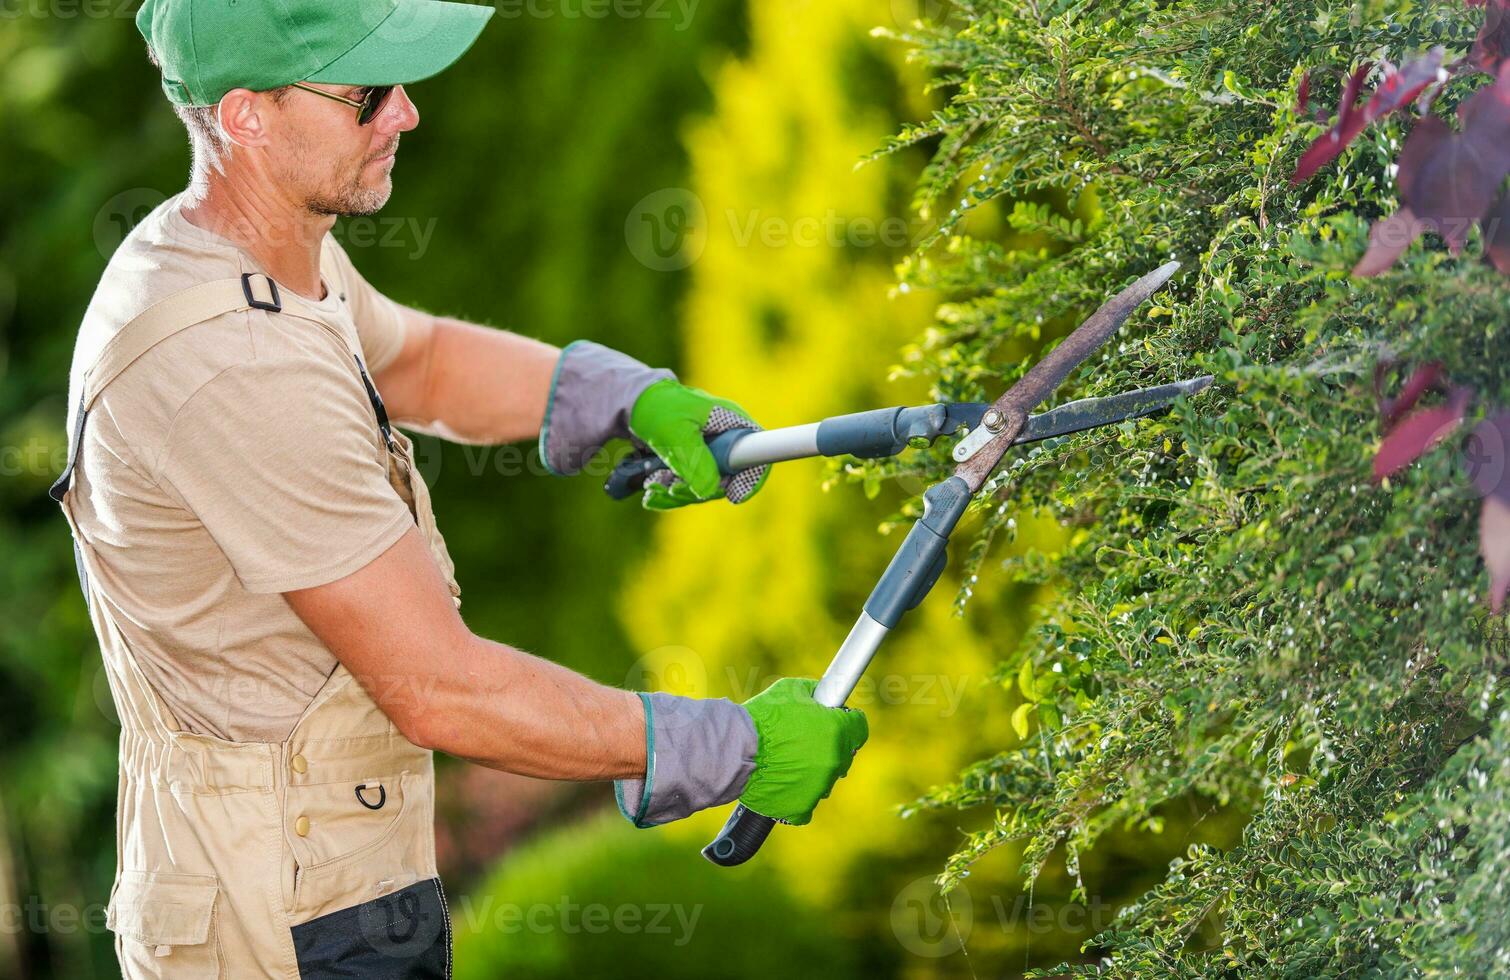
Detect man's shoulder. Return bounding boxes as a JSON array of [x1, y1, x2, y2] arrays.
[[90, 194, 249, 308], [72, 196, 289, 461], [68, 195, 374, 455]]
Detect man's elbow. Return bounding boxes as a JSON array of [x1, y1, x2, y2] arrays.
[[389, 706, 442, 752], [363, 631, 478, 755]]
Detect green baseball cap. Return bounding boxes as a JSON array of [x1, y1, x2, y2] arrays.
[[137, 0, 494, 107]]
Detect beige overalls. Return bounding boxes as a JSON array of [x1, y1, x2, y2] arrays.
[[51, 270, 462, 979]]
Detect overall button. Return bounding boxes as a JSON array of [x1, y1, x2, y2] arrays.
[[295, 816, 311, 837], [291, 754, 308, 775]]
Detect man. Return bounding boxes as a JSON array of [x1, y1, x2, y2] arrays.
[[52, 1, 867, 976]]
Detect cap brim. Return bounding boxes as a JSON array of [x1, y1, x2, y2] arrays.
[[307, 0, 492, 88]]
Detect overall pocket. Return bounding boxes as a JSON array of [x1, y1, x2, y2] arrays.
[[108, 870, 223, 979], [290, 770, 439, 924], [291, 877, 451, 980], [291, 770, 410, 870]]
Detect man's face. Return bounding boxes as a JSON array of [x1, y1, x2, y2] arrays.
[[267, 83, 420, 217]]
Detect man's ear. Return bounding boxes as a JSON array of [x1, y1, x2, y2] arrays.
[[216, 88, 273, 148]]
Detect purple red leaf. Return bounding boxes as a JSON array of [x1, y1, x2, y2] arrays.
[[1372, 386, 1473, 482], [1363, 48, 1446, 124], [1379, 361, 1446, 427], [1296, 70, 1312, 116], [1354, 208, 1430, 276], [1292, 63, 1374, 184], [1394, 111, 1506, 254], [1465, 411, 1510, 502], [1481, 496, 1510, 613], [1364, 67, 1510, 266], [1456, 62, 1510, 177], [1484, 190, 1510, 273], [1473, 2, 1510, 71]]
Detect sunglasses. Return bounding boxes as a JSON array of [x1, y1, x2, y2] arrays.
[[288, 82, 396, 126]]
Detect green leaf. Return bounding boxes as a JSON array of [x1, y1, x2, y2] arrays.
[[1011, 702, 1034, 740], [1018, 658, 1038, 702]]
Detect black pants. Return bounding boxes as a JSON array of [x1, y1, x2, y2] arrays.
[[292, 878, 451, 979]]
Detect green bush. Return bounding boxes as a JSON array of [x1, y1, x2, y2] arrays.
[[878, 0, 1510, 974], [452, 812, 856, 979]]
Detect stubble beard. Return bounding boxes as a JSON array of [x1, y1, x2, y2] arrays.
[[302, 138, 399, 218]]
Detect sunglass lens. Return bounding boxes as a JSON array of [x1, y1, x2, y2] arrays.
[[359, 86, 396, 125]]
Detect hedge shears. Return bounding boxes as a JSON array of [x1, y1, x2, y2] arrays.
[[606, 262, 1207, 865]]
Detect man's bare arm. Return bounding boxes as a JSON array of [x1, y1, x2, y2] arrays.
[[372, 305, 561, 445], [284, 526, 646, 780]]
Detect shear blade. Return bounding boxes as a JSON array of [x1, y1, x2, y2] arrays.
[[1014, 375, 1213, 446], [953, 262, 1183, 487]]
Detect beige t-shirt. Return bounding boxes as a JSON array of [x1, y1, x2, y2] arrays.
[[66, 193, 418, 742]]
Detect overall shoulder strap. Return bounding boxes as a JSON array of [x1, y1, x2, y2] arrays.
[[80, 274, 334, 410], [51, 271, 390, 616], [51, 273, 348, 503]]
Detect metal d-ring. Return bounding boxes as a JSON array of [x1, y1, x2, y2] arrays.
[[355, 783, 387, 811]]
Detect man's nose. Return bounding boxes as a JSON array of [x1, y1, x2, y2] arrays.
[[377, 84, 420, 134]]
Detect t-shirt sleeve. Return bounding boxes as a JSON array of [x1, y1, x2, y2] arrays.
[[156, 347, 415, 594], [323, 239, 409, 374]]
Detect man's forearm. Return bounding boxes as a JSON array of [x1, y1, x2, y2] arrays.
[[404, 634, 648, 781], [286, 528, 646, 781], [376, 312, 561, 445], [287, 529, 865, 829]]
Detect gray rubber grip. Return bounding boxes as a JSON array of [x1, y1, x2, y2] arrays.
[[863, 477, 972, 628], [702, 803, 776, 866], [815, 404, 986, 459], [603, 430, 750, 499]]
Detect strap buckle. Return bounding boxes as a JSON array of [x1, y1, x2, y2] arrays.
[[240, 273, 282, 312], [355, 783, 387, 811]]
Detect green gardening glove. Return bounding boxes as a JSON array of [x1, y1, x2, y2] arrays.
[[739, 677, 869, 826], [628, 380, 771, 511]]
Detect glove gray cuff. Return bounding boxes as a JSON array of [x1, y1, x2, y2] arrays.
[[615, 692, 758, 828], [539, 340, 675, 476]]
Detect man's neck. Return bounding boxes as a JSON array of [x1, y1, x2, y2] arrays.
[[182, 170, 334, 301]]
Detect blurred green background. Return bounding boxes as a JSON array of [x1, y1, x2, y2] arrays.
[[0, 2, 1225, 977]]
